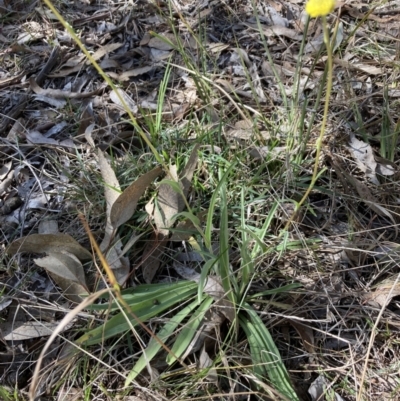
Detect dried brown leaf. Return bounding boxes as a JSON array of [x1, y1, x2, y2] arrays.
[[110, 166, 163, 229], [245, 22, 303, 40], [77, 100, 94, 137], [97, 150, 130, 284], [34, 252, 88, 303], [98, 149, 120, 213], [30, 78, 103, 99], [154, 164, 179, 236], [25, 130, 74, 148], [34, 252, 87, 288], [334, 58, 382, 75], [8, 234, 92, 260], [180, 144, 199, 197], [148, 34, 176, 50], [142, 233, 168, 283], [88, 42, 123, 63], [118, 66, 154, 81], [290, 321, 314, 353]]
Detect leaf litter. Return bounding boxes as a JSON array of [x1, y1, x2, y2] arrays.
[[1, 0, 400, 399]]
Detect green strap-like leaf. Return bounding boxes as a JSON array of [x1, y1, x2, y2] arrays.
[[166, 296, 214, 365], [239, 305, 299, 401], [125, 297, 204, 385]]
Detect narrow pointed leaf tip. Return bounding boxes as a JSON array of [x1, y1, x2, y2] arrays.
[[305, 0, 336, 18]]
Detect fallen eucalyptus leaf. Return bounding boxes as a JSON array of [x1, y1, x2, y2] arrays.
[[110, 166, 163, 229], [3, 321, 73, 341], [98, 150, 129, 285], [8, 234, 92, 260], [34, 252, 89, 303]]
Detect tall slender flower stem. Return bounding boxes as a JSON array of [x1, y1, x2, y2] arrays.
[[283, 16, 334, 231]]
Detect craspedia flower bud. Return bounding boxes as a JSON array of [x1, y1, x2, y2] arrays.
[[305, 0, 336, 18]]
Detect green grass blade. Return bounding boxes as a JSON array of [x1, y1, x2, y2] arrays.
[[204, 161, 236, 251], [219, 173, 237, 307], [89, 281, 197, 311], [125, 297, 203, 385], [166, 296, 214, 365], [240, 304, 299, 400], [198, 257, 218, 303], [77, 285, 198, 345]]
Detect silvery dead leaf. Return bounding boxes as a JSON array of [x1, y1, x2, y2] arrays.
[[258, 5, 288, 26], [207, 43, 229, 53], [285, 75, 315, 96], [143, 161, 197, 273], [249, 146, 269, 160], [248, 64, 266, 102], [0, 298, 12, 312], [363, 275, 400, 308], [25, 193, 49, 210], [333, 22, 344, 52], [376, 163, 395, 176], [148, 34, 176, 50], [180, 144, 200, 197], [0, 176, 12, 195], [30, 78, 103, 100], [267, 25, 303, 40], [34, 252, 87, 288], [198, 346, 218, 383], [150, 48, 171, 61], [348, 134, 378, 184], [45, 121, 68, 138], [17, 22, 44, 44], [2, 321, 73, 341], [154, 145, 199, 237], [233, 48, 251, 67], [26, 131, 75, 148], [308, 375, 345, 401], [375, 156, 396, 176], [0, 161, 12, 180], [38, 220, 59, 234], [173, 262, 234, 322], [84, 123, 96, 148], [98, 149, 120, 213], [34, 95, 66, 108], [109, 88, 138, 114], [305, 34, 324, 54]]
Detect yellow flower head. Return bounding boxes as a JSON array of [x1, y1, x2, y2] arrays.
[[305, 0, 336, 18]]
